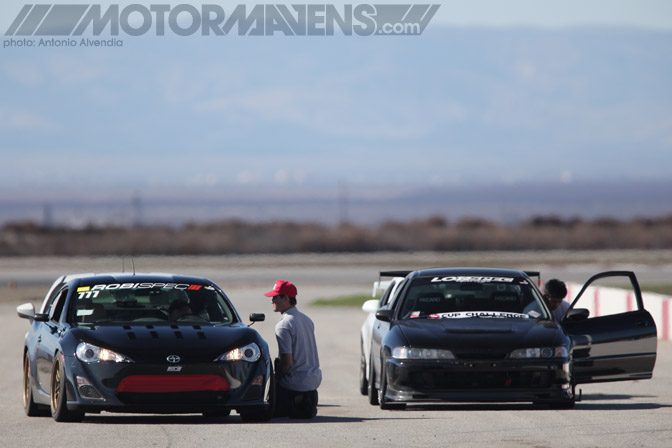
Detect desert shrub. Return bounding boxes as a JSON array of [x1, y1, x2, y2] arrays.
[[1, 214, 671, 255]]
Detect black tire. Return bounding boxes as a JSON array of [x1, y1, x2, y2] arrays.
[[359, 339, 368, 396], [545, 373, 576, 409], [203, 409, 231, 418], [367, 354, 379, 406], [23, 353, 49, 417], [50, 355, 84, 422], [239, 370, 275, 422], [548, 399, 576, 409], [379, 364, 406, 410]]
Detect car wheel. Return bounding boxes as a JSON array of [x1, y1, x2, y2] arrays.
[[367, 354, 379, 406], [378, 364, 406, 410], [239, 370, 275, 422], [359, 339, 368, 396], [23, 353, 49, 417], [50, 355, 84, 422]]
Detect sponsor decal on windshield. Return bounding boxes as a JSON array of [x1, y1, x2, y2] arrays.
[[430, 276, 515, 283], [76, 283, 208, 299], [428, 311, 530, 319], [90, 283, 200, 291]]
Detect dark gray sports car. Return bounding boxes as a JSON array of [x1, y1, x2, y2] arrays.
[[367, 268, 657, 409], [17, 273, 274, 422]]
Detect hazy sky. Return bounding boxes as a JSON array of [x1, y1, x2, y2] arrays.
[[3, 0, 671, 30], [1, 1, 671, 211], [439, 0, 672, 29]]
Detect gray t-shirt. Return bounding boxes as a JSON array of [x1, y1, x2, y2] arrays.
[[552, 300, 571, 321], [523, 299, 570, 321], [275, 306, 322, 392]]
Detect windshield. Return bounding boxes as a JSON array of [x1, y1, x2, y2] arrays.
[[68, 281, 238, 326], [397, 275, 549, 320]]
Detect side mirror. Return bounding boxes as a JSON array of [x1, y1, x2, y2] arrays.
[[17, 303, 35, 320], [362, 299, 379, 314], [247, 313, 266, 327], [564, 308, 590, 321], [375, 309, 393, 322], [17, 303, 48, 322]]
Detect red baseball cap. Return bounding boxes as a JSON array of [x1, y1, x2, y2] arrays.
[[264, 280, 298, 298]]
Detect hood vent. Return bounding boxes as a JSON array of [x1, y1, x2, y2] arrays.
[[122, 325, 208, 340]]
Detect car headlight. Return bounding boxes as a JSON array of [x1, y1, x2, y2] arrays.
[[392, 347, 455, 360], [216, 343, 261, 362], [75, 342, 133, 363], [508, 347, 569, 359]]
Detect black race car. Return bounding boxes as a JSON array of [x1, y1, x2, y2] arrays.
[[367, 268, 657, 409], [17, 273, 274, 422]]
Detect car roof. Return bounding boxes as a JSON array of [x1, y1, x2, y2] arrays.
[[60, 272, 212, 286], [409, 267, 529, 279]]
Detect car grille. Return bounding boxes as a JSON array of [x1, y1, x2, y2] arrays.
[[117, 374, 229, 393], [408, 369, 555, 389], [115, 374, 231, 405], [455, 352, 508, 360], [118, 390, 230, 405]]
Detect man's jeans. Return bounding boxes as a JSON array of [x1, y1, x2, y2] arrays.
[[274, 383, 318, 419]]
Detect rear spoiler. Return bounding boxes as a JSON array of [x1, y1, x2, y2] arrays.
[[524, 271, 541, 286], [372, 270, 412, 297], [379, 270, 413, 278]]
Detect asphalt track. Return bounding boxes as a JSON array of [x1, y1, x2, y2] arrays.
[[1, 254, 671, 448]]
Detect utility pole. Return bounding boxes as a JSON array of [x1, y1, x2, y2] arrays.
[[132, 193, 143, 227], [42, 203, 53, 229], [338, 179, 348, 226]]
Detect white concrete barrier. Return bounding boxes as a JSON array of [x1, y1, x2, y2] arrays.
[[566, 283, 671, 341]]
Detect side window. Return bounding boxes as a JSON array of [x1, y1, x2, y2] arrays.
[[42, 287, 61, 315], [390, 279, 408, 310], [378, 282, 395, 307], [47, 288, 69, 322], [40, 283, 63, 314]]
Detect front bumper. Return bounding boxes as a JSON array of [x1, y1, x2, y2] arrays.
[[383, 357, 573, 404], [63, 355, 272, 414]]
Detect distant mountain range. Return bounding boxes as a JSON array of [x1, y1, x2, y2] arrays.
[[1, 180, 671, 227]]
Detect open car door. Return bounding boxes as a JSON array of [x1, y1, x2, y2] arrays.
[[561, 271, 657, 384]]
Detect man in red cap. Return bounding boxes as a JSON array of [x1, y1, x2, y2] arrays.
[[265, 280, 321, 418]]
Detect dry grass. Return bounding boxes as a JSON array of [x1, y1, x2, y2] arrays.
[[1, 214, 671, 256]]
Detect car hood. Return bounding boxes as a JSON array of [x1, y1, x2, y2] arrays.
[[394, 318, 567, 358], [69, 324, 265, 362]]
